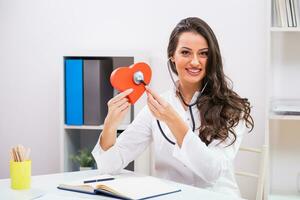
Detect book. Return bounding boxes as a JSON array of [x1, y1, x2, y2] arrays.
[[291, 0, 297, 26], [83, 59, 101, 125], [83, 59, 113, 125], [273, 0, 280, 27], [286, 0, 293, 27], [294, 0, 300, 26], [278, 0, 288, 27], [65, 58, 84, 125], [99, 59, 114, 125], [57, 174, 181, 200]]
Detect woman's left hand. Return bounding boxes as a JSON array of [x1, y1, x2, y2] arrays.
[[145, 86, 179, 124], [145, 86, 189, 146]]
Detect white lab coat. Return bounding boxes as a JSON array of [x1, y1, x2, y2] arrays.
[[92, 87, 247, 198]]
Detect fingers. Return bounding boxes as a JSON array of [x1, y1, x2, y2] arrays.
[[111, 97, 129, 109], [147, 91, 163, 111], [120, 104, 131, 113], [107, 88, 132, 116], [116, 101, 130, 112], [145, 86, 167, 107], [109, 98, 130, 115], [145, 86, 159, 100], [147, 100, 159, 117], [108, 88, 133, 105]]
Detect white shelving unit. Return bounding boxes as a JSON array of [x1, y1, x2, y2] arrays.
[[269, 114, 300, 121], [64, 124, 129, 130], [59, 51, 152, 175], [270, 27, 300, 32], [268, 0, 300, 199]]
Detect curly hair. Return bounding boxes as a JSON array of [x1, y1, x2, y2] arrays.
[[167, 17, 254, 146]]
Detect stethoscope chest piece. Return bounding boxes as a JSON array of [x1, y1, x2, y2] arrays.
[[133, 71, 145, 85]]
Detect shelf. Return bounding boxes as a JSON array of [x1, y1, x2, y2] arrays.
[[270, 27, 300, 32], [269, 193, 300, 200], [64, 124, 129, 130], [269, 113, 300, 120]]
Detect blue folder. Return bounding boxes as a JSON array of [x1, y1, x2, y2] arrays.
[[65, 59, 83, 125]]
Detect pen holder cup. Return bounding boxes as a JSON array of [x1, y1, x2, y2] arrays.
[[10, 160, 31, 190]]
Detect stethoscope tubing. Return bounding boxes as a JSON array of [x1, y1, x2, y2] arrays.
[[156, 60, 208, 145], [156, 104, 196, 145], [132, 63, 207, 145]]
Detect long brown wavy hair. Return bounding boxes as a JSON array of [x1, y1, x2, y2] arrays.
[[167, 17, 254, 146]]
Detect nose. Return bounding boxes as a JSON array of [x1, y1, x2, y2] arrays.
[[190, 54, 200, 66]]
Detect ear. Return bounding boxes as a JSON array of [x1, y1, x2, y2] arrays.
[[169, 57, 175, 62]]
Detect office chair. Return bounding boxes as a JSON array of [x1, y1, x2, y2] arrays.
[[235, 145, 268, 200]]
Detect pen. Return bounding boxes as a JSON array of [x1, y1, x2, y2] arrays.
[[83, 177, 115, 183]]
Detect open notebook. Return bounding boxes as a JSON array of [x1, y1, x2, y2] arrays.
[[57, 174, 181, 200]]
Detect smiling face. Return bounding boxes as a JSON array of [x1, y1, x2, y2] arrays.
[[170, 31, 208, 89]]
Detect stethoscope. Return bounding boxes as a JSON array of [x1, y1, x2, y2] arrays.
[[133, 62, 207, 145]]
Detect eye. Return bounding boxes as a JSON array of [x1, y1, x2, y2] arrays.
[[181, 50, 190, 56], [199, 51, 208, 58]]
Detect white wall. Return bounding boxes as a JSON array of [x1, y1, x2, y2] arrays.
[[0, 0, 267, 199]]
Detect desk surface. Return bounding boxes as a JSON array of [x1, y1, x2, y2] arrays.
[[0, 170, 239, 200]]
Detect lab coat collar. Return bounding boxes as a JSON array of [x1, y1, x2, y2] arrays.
[[172, 81, 201, 105]]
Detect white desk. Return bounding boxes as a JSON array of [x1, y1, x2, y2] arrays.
[[0, 170, 239, 200]]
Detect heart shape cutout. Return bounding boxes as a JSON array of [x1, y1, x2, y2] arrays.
[[110, 62, 152, 104]]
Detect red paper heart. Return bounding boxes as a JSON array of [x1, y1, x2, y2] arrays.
[[110, 62, 152, 104]]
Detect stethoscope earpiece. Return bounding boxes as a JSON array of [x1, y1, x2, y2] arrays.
[[133, 71, 146, 85]]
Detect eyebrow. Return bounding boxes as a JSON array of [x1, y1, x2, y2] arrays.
[[181, 47, 208, 51]]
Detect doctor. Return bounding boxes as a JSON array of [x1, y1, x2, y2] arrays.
[[92, 17, 254, 198]]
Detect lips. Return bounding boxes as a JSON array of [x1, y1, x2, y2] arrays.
[[185, 67, 202, 76]]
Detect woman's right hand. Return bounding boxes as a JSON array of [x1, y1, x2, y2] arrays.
[[100, 88, 133, 150], [104, 88, 133, 131]]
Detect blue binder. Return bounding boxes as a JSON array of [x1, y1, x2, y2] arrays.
[[65, 59, 83, 125]]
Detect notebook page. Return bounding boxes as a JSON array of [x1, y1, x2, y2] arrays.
[[95, 176, 180, 199]]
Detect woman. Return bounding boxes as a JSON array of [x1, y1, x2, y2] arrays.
[[92, 17, 254, 197]]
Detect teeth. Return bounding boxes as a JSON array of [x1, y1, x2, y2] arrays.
[[189, 69, 200, 72], [187, 68, 201, 73]]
